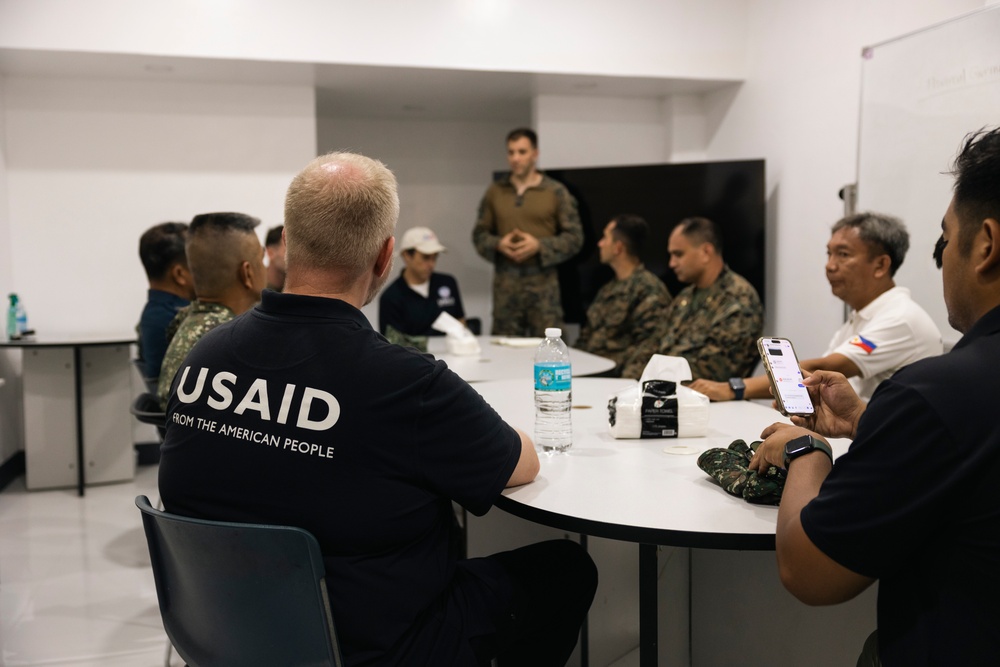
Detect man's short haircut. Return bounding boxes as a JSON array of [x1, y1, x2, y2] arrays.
[[676, 217, 723, 254], [831, 212, 910, 277], [186, 212, 261, 296], [283, 152, 399, 280], [610, 214, 648, 259], [265, 225, 284, 248], [950, 127, 1000, 254], [139, 222, 189, 281], [506, 127, 538, 148]]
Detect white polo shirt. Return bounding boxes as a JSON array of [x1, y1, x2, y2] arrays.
[[826, 286, 942, 400]]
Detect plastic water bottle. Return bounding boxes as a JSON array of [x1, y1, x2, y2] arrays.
[[534, 327, 572, 452], [7, 293, 27, 340]]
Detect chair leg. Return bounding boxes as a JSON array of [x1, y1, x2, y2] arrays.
[[163, 638, 173, 667]]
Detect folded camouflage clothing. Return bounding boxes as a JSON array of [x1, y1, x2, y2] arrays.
[[697, 439, 787, 505], [383, 325, 429, 352]]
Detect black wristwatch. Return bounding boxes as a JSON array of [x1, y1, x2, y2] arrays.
[[728, 377, 746, 401], [783, 435, 833, 469]]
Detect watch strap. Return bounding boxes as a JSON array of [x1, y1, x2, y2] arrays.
[[728, 377, 746, 401], [783, 435, 833, 468]]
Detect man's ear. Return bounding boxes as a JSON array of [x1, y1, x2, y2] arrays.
[[239, 261, 255, 290], [374, 236, 395, 279], [974, 218, 1000, 275], [171, 263, 192, 287], [872, 253, 891, 279]]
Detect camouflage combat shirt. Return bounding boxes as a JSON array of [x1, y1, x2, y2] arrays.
[[157, 300, 235, 408], [575, 266, 671, 376], [621, 265, 763, 381], [472, 172, 584, 275]]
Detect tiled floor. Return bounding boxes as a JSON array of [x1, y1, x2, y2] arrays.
[[0, 464, 183, 667]]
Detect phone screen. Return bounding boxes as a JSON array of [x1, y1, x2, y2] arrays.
[[759, 338, 814, 415]]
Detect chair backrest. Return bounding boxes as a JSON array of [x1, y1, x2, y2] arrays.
[[130, 393, 166, 443], [135, 495, 344, 667], [131, 392, 166, 426], [132, 357, 159, 394]]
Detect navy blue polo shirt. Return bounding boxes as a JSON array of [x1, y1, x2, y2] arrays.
[[159, 291, 521, 666]]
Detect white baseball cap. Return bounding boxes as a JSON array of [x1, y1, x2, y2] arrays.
[[399, 227, 447, 254]]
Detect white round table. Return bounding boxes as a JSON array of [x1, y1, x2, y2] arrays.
[[427, 336, 615, 382], [474, 377, 850, 667]]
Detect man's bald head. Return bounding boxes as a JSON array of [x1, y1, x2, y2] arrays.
[[284, 152, 399, 282]]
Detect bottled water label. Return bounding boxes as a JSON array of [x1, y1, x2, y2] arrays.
[[534, 362, 571, 391], [534, 332, 571, 451]]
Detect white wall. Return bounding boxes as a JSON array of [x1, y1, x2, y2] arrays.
[[0, 73, 22, 466], [537, 93, 716, 168], [704, 0, 985, 355], [0, 0, 748, 81], [316, 115, 527, 331], [4, 77, 316, 337], [535, 94, 685, 168]]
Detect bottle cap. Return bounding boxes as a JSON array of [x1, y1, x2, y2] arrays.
[[545, 327, 562, 338]]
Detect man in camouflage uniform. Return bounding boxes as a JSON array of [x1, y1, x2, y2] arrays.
[[621, 217, 763, 380], [575, 214, 671, 376], [157, 212, 266, 408], [473, 127, 583, 337]]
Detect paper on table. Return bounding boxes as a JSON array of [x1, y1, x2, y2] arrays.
[[431, 311, 465, 335], [492, 337, 544, 348]]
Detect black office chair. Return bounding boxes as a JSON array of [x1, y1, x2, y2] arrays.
[[131, 392, 165, 430], [135, 495, 345, 667], [130, 392, 166, 465], [132, 358, 160, 395]]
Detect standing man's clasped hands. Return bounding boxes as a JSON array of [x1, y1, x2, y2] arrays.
[[497, 228, 541, 264]]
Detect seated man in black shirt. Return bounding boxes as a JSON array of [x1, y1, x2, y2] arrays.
[[748, 127, 1000, 667], [378, 226, 466, 341], [158, 152, 596, 667]]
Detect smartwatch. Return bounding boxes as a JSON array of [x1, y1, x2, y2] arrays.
[[728, 377, 746, 401], [783, 434, 833, 469]]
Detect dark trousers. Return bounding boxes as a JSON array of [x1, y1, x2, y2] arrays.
[[470, 539, 598, 667]]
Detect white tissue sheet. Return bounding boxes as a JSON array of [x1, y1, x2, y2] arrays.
[[431, 311, 481, 355]]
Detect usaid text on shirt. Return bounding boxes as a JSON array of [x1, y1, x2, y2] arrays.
[[169, 365, 339, 459]]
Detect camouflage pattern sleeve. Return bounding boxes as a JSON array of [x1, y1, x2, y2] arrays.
[[536, 180, 584, 268], [575, 269, 670, 376], [618, 269, 763, 381], [472, 187, 500, 263], [157, 304, 235, 408], [619, 328, 664, 380], [164, 304, 192, 348], [683, 295, 763, 382], [629, 274, 672, 355]]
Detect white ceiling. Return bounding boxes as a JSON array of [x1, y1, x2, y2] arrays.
[[0, 48, 741, 121]]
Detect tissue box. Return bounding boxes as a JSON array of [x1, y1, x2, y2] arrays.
[[445, 334, 481, 356], [608, 381, 709, 438]]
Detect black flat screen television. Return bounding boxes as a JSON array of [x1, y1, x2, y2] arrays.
[[535, 159, 766, 324]]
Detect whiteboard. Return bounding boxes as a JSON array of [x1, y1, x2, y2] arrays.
[[856, 5, 1000, 342]]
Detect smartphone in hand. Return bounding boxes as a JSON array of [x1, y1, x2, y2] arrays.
[[757, 337, 815, 417]]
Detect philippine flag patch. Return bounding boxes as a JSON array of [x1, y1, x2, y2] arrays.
[[849, 335, 877, 354]]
